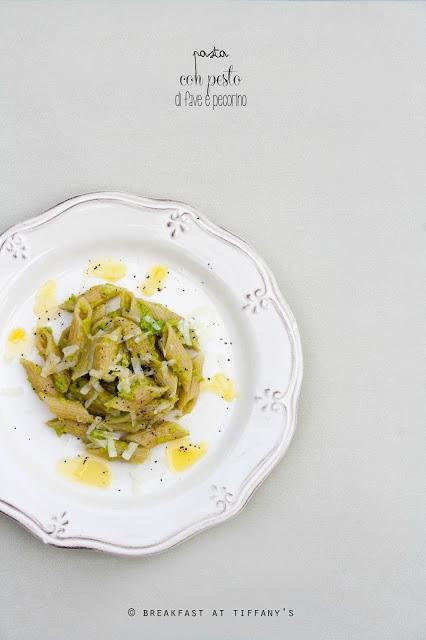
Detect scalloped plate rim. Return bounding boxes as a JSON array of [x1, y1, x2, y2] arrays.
[[0, 191, 303, 556]]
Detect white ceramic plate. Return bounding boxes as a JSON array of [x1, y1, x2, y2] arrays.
[[0, 192, 302, 555]]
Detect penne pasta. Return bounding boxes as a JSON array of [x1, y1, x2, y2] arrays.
[[69, 297, 92, 346], [177, 352, 204, 414], [21, 284, 206, 465], [71, 337, 94, 380], [112, 316, 141, 338], [159, 323, 193, 391], [105, 384, 167, 412], [58, 326, 70, 350], [89, 441, 150, 464], [120, 290, 141, 322], [46, 418, 88, 439], [35, 327, 71, 393], [139, 299, 182, 323], [124, 421, 188, 447], [41, 394, 93, 423], [88, 389, 116, 417], [21, 358, 60, 398], [92, 332, 121, 378], [152, 359, 178, 399], [61, 284, 121, 311], [90, 303, 107, 329], [35, 326, 59, 359]]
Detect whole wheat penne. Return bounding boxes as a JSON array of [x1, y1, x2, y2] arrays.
[[177, 353, 204, 414], [139, 299, 182, 323], [35, 327, 71, 393], [41, 394, 93, 423], [46, 418, 88, 440], [90, 303, 107, 329], [106, 384, 167, 412], [69, 297, 92, 346], [92, 332, 121, 377], [89, 440, 150, 464], [61, 284, 122, 311], [125, 421, 188, 447], [152, 360, 178, 399], [21, 358, 60, 398], [159, 323, 193, 391]]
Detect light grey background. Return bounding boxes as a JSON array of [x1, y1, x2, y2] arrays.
[[0, 2, 424, 639]]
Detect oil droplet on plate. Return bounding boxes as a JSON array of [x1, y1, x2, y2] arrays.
[[4, 328, 33, 362], [200, 373, 237, 402], [8, 328, 26, 343], [34, 279, 58, 324], [139, 265, 169, 296], [57, 456, 111, 488], [86, 259, 127, 282], [166, 437, 208, 472]]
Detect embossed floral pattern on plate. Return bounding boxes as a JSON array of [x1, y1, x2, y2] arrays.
[[1, 233, 30, 260]]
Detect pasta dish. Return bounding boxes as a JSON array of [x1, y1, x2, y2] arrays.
[[20, 284, 204, 464]]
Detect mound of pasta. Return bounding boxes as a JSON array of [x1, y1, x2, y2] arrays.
[[21, 284, 204, 464]]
